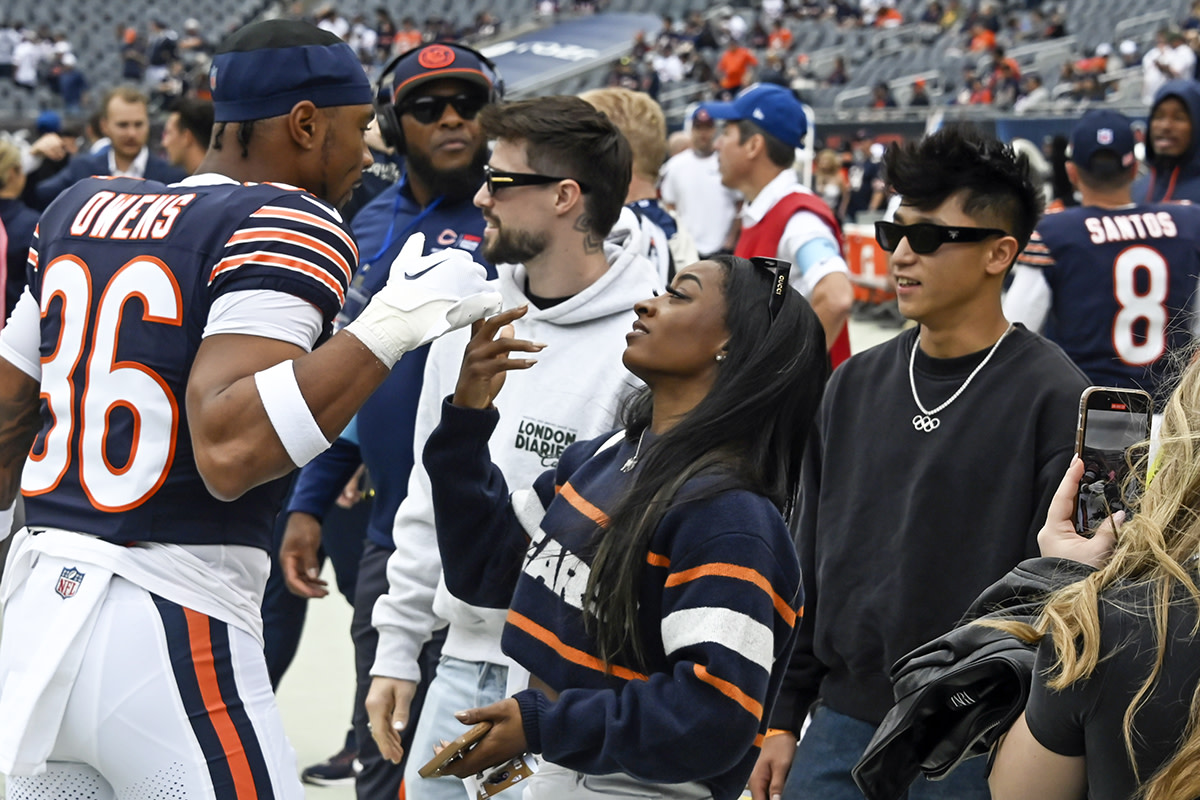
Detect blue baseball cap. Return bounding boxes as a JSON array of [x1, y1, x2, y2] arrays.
[[699, 83, 807, 148], [1069, 109, 1135, 171], [209, 19, 373, 123], [36, 110, 62, 135]]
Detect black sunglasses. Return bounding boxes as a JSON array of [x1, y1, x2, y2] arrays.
[[749, 256, 792, 321], [398, 93, 487, 125], [874, 220, 1010, 254], [483, 164, 592, 195]]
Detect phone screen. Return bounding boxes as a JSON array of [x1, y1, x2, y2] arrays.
[[1077, 406, 1148, 532]]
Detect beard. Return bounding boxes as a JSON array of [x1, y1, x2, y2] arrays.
[[482, 221, 549, 265], [405, 142, 489, 204]]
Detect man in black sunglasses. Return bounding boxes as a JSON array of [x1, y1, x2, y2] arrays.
[[367, 95, 661, 800], [274, 41, 497, 798], [752, 125, 1089, 800]]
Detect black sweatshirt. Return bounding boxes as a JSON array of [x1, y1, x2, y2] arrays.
[[773, 325, 1089, 730]]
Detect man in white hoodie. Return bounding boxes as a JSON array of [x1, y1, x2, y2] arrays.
[[365, 96, 661, 799]]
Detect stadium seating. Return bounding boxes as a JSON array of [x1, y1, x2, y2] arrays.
[[1, 0, 1198, 125]]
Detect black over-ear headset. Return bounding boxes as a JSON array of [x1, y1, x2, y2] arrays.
[[375, 42, 505, 155]]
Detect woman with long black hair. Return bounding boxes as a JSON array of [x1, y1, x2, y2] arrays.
[[415, 255, 828, 799]]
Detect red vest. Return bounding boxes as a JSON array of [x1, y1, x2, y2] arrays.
[[735, 190, 851, 368]]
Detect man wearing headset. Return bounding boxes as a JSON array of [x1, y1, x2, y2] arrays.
[[275, 41, 497, 796]]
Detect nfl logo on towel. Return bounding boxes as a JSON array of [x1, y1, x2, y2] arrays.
[[56, 567, 85, 599]]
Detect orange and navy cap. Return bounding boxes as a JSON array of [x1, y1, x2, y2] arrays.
[[391, 43, 493, 106]]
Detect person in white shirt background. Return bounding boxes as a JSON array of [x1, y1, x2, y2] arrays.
[[660, 107, 742, 258]]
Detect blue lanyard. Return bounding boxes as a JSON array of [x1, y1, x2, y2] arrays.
[[363, 185, 444, 267]]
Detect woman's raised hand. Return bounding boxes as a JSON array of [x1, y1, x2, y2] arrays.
[[1037, 455, 1119, 568], [452, 306, 546, 410]]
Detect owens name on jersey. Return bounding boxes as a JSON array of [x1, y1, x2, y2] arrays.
[[20, 175, 356, 550]]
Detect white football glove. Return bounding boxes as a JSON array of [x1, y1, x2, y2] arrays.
[[345, 232, 503, 368]]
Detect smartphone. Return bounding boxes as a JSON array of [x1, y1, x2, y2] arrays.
[[418, 721, 493, 779], [1074, 387, 1152, 534]]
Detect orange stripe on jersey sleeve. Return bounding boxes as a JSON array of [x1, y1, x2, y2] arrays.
[[645, 551, 670, 568], [559, 482, 611, 528], [227, 227, 353, 282], [753, 732, 766, 749], [250, 205, 359, 261], [183, 608, 259, 800], [693, 663, 763, 719], [665, 563, 798, 627], [507, 610, 648, 682], [210, 252, 346, 305]]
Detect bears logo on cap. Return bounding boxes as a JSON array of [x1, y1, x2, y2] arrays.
[[418, 44, 456, 69]]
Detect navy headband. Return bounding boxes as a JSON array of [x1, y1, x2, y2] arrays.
[[210, 41, 373, 122]]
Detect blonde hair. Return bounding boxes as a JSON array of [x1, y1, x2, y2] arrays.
[[994, 351, 1200, 799], [0, 139, 22, 189], [101, 85, 149, 118], [578, 87, 667, 182], [815, 148, 841, 174]]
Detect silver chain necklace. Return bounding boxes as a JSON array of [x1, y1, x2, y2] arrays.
[[909, 324, 1014, 433], [620, 428, 648, 472]]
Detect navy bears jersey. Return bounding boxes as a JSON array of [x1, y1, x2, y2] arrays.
[[20, 176, 356, 550], [1017, 202, 1200, 405]]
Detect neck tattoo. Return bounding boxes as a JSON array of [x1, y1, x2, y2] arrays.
[[621, 428, 648, 473], [909, 324, 1014, 433]]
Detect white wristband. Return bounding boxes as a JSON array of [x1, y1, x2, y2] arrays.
[[254, 360, 331, 468]]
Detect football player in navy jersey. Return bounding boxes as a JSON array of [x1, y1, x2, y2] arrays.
[[0, 19, 499, 799], [1006, 109, 1200, 414]]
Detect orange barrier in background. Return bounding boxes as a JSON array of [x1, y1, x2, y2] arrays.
[[843, 223, 895, 304]]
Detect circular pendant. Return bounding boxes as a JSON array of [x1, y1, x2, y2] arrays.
[[912, 414, 940, 433]]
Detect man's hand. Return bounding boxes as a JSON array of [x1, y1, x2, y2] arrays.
[[748, 731, 797, 800], [365, 677, 417, 764], [433, 698, 527, 779], [29, 132, 67, 161], [335, 464, 366, 509], [452, 307, 544, 410], [279, 511, 328, 597], [1037, 455, 1118, 568]]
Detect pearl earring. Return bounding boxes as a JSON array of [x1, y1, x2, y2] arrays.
[[715, 353, 726, 362]]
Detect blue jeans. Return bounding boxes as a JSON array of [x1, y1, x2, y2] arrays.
[[784, 705, 990, 800], [404, 655, 509, 800]]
